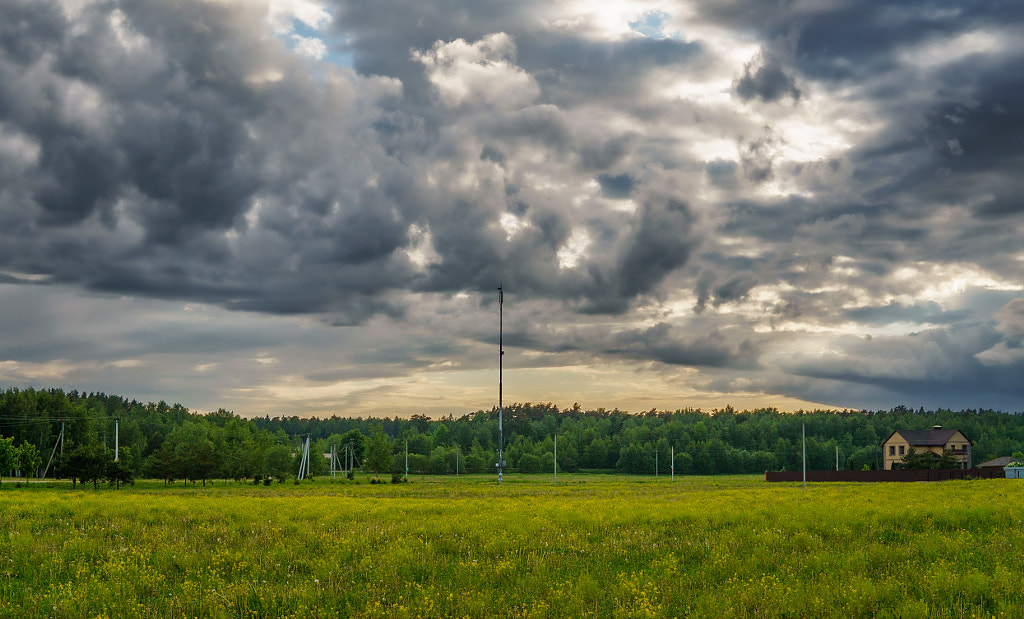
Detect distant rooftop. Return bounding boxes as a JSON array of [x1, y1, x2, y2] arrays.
[[978, 456, 1016, 468], [892, 428, 967, 446]]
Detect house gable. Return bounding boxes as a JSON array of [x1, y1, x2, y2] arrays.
[[881, 428, 972, 470]]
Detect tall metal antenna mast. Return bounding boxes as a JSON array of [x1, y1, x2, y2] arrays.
[[497, 285, 504, 483]]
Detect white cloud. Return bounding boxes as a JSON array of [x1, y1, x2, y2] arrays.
[[266, 0, 331, 35], [414, 33, 540, 109], [975, 342, 1024, 366], [0, 123, 41, 171], [404, 224, 441, 271], [291, 34, 327, 59], [557, 228, 592, 269]]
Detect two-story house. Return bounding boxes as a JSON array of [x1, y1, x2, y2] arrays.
[[881, 426, 972, 470]]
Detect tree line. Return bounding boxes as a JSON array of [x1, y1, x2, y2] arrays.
[[2, 388, 1024, 487]]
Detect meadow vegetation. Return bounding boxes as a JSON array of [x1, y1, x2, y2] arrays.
[[2, 474, 1023, 618]]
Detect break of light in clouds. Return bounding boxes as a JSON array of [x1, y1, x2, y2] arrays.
[[1, 0, 1023, 417]]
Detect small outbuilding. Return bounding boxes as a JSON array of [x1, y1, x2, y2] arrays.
[[978, 456, 1016, 469], [881, 426, 971, 470]]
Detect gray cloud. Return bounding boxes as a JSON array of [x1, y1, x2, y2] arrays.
[[1, 0, 1023, 414], [734, 49, 800, 103]]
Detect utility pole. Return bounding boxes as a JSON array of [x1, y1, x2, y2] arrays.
[[836, 445, 839, 471], [297, 435, 310, 480], [802, 422, 807, 487], [114, 418, 120, 462], [42, 424, 66, 480], [656, 450, 658, 478], [553, 434, 557, 485], [405, 439, 409, 482], [671, 446, 675, 482], [497, 285, 505, 483]]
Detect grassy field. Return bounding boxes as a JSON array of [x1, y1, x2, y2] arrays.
[[1, 474, 1022, 618]]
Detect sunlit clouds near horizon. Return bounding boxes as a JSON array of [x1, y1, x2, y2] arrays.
[[1, 0, 1023, 417]]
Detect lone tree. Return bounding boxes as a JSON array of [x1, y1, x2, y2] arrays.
[[143, 442, 179, 486], [59, 444, 111, 489], [364, 427, 393, 479], [263, 444, 293, 482], [0, 436, 16, 484], [106, 459, 134, 489], [18, 441, 41, 482]]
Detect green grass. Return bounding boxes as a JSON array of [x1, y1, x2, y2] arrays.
[[2, 474, 1023, 618]]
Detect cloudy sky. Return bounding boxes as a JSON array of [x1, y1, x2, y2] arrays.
[[1, 0, 1023, 418]]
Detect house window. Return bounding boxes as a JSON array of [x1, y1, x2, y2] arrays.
[[889, 446, 895, 456], [898, 445, 905, 456], [961, 444, 967, 451]]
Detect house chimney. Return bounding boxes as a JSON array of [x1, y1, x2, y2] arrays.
[[933, 425, 942, 430]]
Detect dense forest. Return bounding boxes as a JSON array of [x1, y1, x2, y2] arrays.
[[1, 388, 1023, 486]]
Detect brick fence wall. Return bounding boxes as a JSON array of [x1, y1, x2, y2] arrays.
[[764, 468, 1007, 482]]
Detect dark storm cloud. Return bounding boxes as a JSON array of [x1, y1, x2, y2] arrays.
[[705, 160, 737, 189], [993, 299, 1024, 344], [844, 302, 969, 326], [572, 198, 697, 314], [596, 173, 635, 199], [0, 0, 422, 321], [734, 49, 800, 103], [2, 0, 1024, 413], [498, 316, 758, 371], [605, 322, 760, 370], [783, 325, 1024, 407], [515, 34, 703, 105]]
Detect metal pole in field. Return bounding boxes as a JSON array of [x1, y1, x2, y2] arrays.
[[836, 445, 839, 471], [405, 439, 409, 481], [553, 434, 557, 485], [114, 418, 119, 461], [671, 446, 674, 481], [802, 422, 806, 487], [497, 285, 504, 483], [41, 426, 64, 480], [655, 450, 658, 478]]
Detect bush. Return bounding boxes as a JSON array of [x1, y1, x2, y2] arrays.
[[391, 472, 405, 484], [518, 453, 542, 473]]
